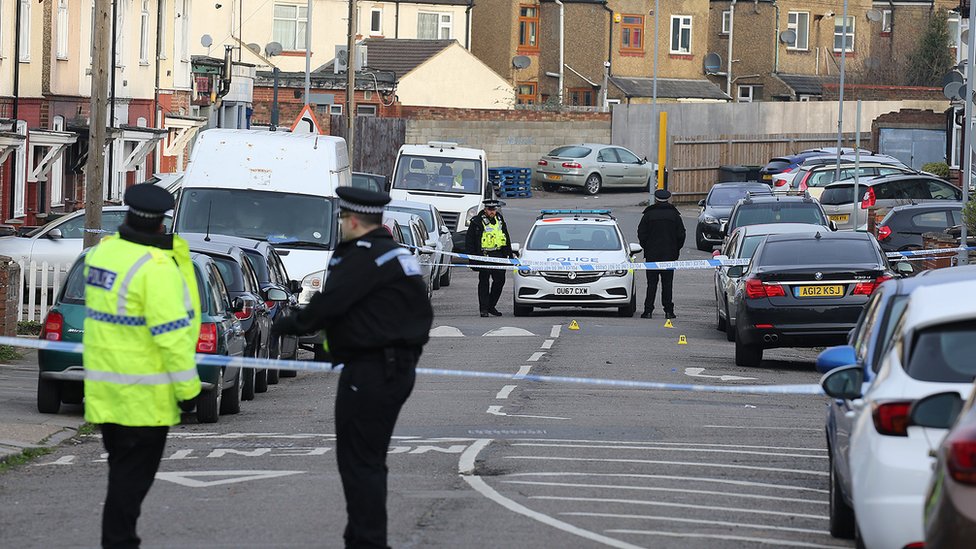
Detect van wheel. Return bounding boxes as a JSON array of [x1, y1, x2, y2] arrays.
[[584, 174, 602, 195], [220, 369, 242, 415], [37, 377, 61, 414], [196, 386, 221, 424], [734, 339, 762, 367]]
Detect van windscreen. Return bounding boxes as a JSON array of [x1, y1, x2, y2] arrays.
[[175, 189, 335, 249], [392, 155, 483, 195]]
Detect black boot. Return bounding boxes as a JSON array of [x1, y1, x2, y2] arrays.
[[488, 308, 503, 317], [480, 310, 489, 317], [640, 311, 653, 319], [665, 311, 677, 320]]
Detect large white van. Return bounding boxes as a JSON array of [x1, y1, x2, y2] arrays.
[[388, 142, 491, 251], [172, 129, 351, 305]]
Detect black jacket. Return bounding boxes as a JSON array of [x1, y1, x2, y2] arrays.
[[637, 202, 686, 261], [296, 228, 433, 361], [464, 210, 513, 258]]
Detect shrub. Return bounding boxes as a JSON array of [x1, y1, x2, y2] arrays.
[[921, 161, 950, 179], [963, 200, 976, 233]]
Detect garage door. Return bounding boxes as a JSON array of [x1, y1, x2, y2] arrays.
[[879, 128, 946, 170]]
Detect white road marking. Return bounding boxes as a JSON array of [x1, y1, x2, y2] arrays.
[[511, 442, 826, 460], [514, 365, 532, 379], [496, 385, 517, 399], [483, 327, 536, 337], [564, 512, 829, 535], [704, 425, 822, 432], [507, 472, 829, 494], [39, 455, 76, 466], [530, 496, 827, 520], [541, 339, 554, 349], [550, 325, 561, 338], [605, 529, 844, 548], [458, 440, 643, 549], [528, 352, 546, 362], [155, 470, 303, 488], [502, 480, 826, 505], [162, 449, 197, 460], [505, 456, 828, 476], [429, 326, 465, 337], [508, 438, 826, 453], [684, 367, 757, 382], [487, 405, 506, 416], [486, 405, 570, 420]]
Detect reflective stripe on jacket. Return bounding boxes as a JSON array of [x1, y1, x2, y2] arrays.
[[480, 217, 508, 251], [83, 234, 202, 427]]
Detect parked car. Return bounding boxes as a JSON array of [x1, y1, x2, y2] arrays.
[[766, 149, 877, 190], [873, 202, 964, 252], [723, 194, 831, 245], [533, 143, 661, 195], [37, 251, 249, 423], [352, 172, 388, 193], [729, 231, 891, 367], [181, 234, 273, 400], [383, 211, 435, 299], [797, 162, 915, 200], [713, 223, 827, 342], [815, 265, 976, 540], [819, 173, 963, 230], [819, 279, 976, 549], [386, 199, 454, 289], [695, 182, 771, 251]]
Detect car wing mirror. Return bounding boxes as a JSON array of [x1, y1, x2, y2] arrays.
[[908, 392, 965, 429], [697, 199, 706, 208], [816, 345, 857, 374], [265, 287, 289, 302], [725, 265, 744, 278], [719, 222, 728, 236], [288, 280, 302, 294], [829, 221, 838, 231], [46, 228, 63, 240], [819, 364, 864, 400], [440, 225, 450, 235], [511, 242, 521, 256], [895, 261, 914, 276], [628, 243, 642, 255], [425, 238, 439, 248], [231, 297, 247, 313]]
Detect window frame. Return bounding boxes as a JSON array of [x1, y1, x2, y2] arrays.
[[158, 0, 167, 59], [669, 15, 693, 55], [737, 85, 753, 103], [417, 11, 452, 40], [881, 9, 892, 34], [518, 5, 540, 51], [516, 82, 537, 105], [370, 8, 382, 35], [272, 3, 308, 51], [834, 16, 855, 53], [329, 104, 343, 115], [721, 10, 730, 35], [568, 87, 595, 106], [56, 0, 69, 60], [620, 14, 644, 53], [786, 11, 809, 51], [19, 0, 31, 61], [114, 0, 126, 67], [356, 104, 378, 117], [140, 0, 151, 64]]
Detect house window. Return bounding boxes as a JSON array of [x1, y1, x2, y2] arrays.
[[329, 104, 343, 115], [517, 83, 537, 105], [948, 13, 960, 50], [178, 0, 190, 62], [569, 87, 595, 106], [881, 9, 892, 34], [357, 104, 378, 117], [737, 85, 754, 103], [114, 0, 125, 66], [370, 8, 382, 35], [721, 10, 730, 35], [834, 16, 854, 53], [621, 15, 643, 52], [670, 15, 692, 54], [51, 116, 66, 207], [158, 0, 167, 59], [273, 4, 308, 50], [787, 11, 809, 50], [798, 94, 813, 102], [418, 12, 452, 39], [19, 0, 31, 61], [56, 0, 69, 59], [519, 6, 539, 50], [140, 0, 150, 63], [0, 0, 4, 58]]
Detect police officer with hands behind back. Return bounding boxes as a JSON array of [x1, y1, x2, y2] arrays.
[[83, 184, 202, 549], [272, 187, 433, 549], [637, 188, 686, 320], [465, 198, 513, 317]]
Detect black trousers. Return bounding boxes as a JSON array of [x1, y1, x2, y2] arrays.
[[335, 348, 419, 549], [477, 269, 506, 312], [644, 269, 675, 314], [99, 424, 169, 549]]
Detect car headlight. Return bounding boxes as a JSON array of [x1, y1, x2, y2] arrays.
[[607, 269, 629, 277], [517, 267, 541, 277], [702, 215, 719, 224], [299, 270, 326, 304], [463, 205, 479, 228]]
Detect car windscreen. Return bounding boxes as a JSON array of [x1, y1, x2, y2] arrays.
[[527, 224, 621, 251], [906, 319, 976, 383], [547, 146, 592, 158], [758, 239, 878, 266], [175, 189, 334, 249], [209, 256, 245, 292], [709, 187, 769, 206], [60, 260, 87, 305], [386, 206, 434, 232], [730, 203, 827, 230], [392, 155, 483, 194], [351, 174, 383, 192], [763, 160, 791, 172], [820, 185, 855, 205]]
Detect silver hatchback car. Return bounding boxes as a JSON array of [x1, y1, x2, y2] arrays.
[[819, 174, 962, 230], [533, 144, 661, 195]]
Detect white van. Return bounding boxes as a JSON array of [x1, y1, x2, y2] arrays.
[[172, 129, 351, 305], [388, 141, 491, 251]]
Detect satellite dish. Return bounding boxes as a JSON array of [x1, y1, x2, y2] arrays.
[[779, 30, 797, 45], [512, 55, 531, 69], [265, 42, 283, 57], [246, 43, 260, 55], [944, 81, 965, 101], [943, 70, 965, 88], [866, 9, 883, 22], [200, 34, 213, 47], [703, 52, 722, 74]]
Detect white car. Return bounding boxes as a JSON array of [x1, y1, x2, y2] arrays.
[[386, 199, 453, 290], [820, 280, 976, 549], [512, 209, 640, 317]]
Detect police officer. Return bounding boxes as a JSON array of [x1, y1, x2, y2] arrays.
[[272, 187, 433, 549], [83, 184, 202, 549], [465, 198, 513, 317], [637, 188, 686, 319]]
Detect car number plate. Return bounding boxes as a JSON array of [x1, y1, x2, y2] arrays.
[[762, 174, 772, 180], [555, 287, 589, 295], [547, 174, 562, 181], [795, 285, 844, 298], [828, 214, 849, 223]]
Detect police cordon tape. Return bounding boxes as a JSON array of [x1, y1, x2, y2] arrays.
[[0, 336, 825, 396]]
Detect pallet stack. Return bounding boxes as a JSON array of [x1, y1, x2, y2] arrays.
[[489, 167, 532, 198]]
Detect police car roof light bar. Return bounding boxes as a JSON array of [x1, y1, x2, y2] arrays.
[[538, 209, 614, 219]]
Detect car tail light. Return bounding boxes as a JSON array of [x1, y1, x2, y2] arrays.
[[945, 424, 976, 485], [877, 225, 892, 241], [41, 311, 64, 342], [774, 179, 789, 187], [744, 278, 786, 299], [196, 322, 218, 353], [861, 187, 876, 209], [234, 303, 253, 321], [902, 543, 925, 549], [798, 172, 812, 192], [754, 324, 774, 329], [562, 162, 582, 169], [853, 275, 892, 296], [265, 300, 275, 310], [872, 401, 912, 436], [538, 159, 548, 166]]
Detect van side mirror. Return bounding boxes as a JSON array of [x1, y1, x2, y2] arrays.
[[909, 392, 964, 429], [819, 364, 864, 400], [289, 280, 302, 294], [829, 221, 838, 231], [895, 261, 914, 276]]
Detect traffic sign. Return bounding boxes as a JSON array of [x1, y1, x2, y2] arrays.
[[290, 104, 324, 134]]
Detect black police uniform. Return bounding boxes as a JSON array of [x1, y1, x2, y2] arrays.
[[274, 187, 433, 549], [464, 200, 513, 317], [637, 189, 686, 318]]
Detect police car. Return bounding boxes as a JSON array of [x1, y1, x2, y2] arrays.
[[512, 210, 641, 317]]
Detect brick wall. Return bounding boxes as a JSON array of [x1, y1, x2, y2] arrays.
[[0, 257, 20, 337], [251, 85, 403, 129], [822, 84, 945, 102]]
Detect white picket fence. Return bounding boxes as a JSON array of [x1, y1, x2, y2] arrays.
[[17, 260, 72, 322]]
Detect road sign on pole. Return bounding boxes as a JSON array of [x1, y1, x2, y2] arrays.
[[290, 105, 324, 134]]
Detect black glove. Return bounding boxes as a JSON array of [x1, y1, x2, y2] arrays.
[[178, 399, 195, 413], [272, 314, 307, 336]]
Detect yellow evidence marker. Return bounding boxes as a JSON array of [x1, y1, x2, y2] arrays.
[[664, 319, 674, 328], [678, 335, 688, 345], [569, 320, 580, 331]]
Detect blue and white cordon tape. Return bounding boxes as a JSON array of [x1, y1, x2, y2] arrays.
[[0, 336, 824, 396]]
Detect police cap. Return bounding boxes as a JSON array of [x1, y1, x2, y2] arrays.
[[124, 183, 175, 218], [337, 186, 391, 214], [482, 199, 505, 209], [654, 188, 672, 202]]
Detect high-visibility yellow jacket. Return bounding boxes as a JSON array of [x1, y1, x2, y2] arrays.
[[83, 233, 201, 427], [480, 217, 508, 251]]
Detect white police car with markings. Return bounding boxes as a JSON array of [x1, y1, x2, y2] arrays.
[[512, 210, 641, 317]]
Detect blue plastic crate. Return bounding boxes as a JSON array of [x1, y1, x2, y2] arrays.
[[498, 189, 533, 198]]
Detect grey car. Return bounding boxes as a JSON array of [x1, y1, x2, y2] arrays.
[[819, 174, 963, 230], [386, 200, 453, 290], [533, 143, 660, 195]]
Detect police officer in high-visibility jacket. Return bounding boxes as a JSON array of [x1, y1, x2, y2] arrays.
[[83, 183, 201, 549], [464, 199, 513, 317]]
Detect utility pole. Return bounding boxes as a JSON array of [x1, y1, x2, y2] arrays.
[[84, 0, 111, 249], [346, 0, 357, 165]]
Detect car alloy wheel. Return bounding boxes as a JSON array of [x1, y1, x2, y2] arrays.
[[584, 174, 602, 195]]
